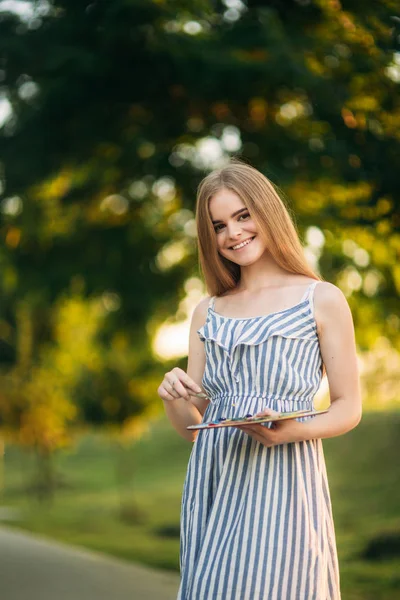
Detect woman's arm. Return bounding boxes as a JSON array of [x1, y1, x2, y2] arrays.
[[238, 282, 362, 446], [297, 281, 362, 439], [158, 297, 210, 442]]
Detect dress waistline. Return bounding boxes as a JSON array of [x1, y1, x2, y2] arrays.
[[207, 393, 315, 407]]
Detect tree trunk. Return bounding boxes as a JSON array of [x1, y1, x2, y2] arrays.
[[0, 437, 4, 497], [34, 446, 55, 503]]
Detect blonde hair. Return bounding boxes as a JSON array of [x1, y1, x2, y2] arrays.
[[196, 159, 322, 296]]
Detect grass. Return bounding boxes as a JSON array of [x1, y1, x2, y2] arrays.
[[1, 412, 400, 599]]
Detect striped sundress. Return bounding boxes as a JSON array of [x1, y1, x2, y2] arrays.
[[178, 281, 340, 600]]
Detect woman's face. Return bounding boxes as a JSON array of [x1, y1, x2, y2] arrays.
[[209, 188, 267, 265]]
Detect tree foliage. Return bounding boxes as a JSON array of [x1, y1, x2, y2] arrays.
[[0, 0, 398, 449]]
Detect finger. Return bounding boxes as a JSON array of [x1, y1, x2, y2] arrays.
[[252, 432, 273, 446], [236, 424, 257, 432], [254, 408, 277, 416], [237, 421, 267, 430], [166, 376, 189, 399], [255, 435, 274, 447], [235, 425, 261, 437], [236, 427, 274, 447], [181, 376, 203, 394], [158, 386, 179, 402], [254, 408, 279, 418], [171, 369, 203, 394], [164, 380, 181, 399], [164, 375, 184, 398], [237, 423, 277, 440]]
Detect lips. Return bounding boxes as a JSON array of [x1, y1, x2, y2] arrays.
[[229, 236, 256, 251]]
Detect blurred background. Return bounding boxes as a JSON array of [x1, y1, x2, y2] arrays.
[[0, 1, 399, 599]]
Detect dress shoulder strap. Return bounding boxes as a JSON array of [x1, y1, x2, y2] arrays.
[[301, 280, 320, 314], [208, 296, 216, 310]]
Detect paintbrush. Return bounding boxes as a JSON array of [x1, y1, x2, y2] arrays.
[[189, 391, 209, 399]]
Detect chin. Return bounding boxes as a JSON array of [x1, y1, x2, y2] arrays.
[[223, 253, 261, 267]]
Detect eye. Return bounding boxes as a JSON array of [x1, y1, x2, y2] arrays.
[[213, 212, 250, 233]]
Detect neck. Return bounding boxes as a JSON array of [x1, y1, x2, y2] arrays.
[[237, 252, 290, 292]]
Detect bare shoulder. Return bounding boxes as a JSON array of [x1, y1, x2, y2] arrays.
[[314, 281, 347, 306], [314, 281, 353, 331]]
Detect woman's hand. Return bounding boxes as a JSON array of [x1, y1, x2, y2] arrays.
[[235, 408, 306, 447], [157, 367, 204, 402]]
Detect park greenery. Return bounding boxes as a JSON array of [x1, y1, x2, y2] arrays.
[[0, 0, 398, 458], [0, 0, 399, 593], [3, 413, 400, 600]]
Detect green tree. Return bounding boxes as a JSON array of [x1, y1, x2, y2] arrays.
[[0, 0, 398, 449]]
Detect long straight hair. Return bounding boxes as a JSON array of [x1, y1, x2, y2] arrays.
[[196, 160, 322, 297]]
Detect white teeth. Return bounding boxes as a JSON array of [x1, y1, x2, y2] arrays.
[[231, 237, 254, 250]]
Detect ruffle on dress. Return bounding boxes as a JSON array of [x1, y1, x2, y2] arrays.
[[197, 300, 318, 382]]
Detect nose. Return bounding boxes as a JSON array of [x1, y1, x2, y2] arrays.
[[226, 221, 242, 239]]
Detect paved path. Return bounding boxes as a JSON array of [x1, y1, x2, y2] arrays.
[[0, 526, 180, 600]]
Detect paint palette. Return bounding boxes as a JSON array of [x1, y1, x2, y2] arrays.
[[187, 408, 328, 430]]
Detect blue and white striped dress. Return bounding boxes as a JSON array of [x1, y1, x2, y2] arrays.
[[178, 281, 340, 599]]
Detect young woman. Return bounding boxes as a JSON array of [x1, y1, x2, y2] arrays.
[[158, 160, 361, 600]]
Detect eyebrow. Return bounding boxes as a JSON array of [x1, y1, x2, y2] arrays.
[[211, 208, 248, 225]]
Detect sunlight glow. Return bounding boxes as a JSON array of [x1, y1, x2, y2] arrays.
[[170, 126, 242, 171], [1, 196, 23, 216], [156, 239, 189, 271], [0, 0, 50, 21], [153, 319, 191, 360], [0, 0, 33, 19], [153, 278, 204, 360], [100, 194, 129, 215], [385, 52, 400, 83], [0, 95, 12, 128], [183, 21, 202, 35]]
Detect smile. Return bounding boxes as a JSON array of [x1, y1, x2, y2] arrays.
[[230, 236, 256, 251]]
